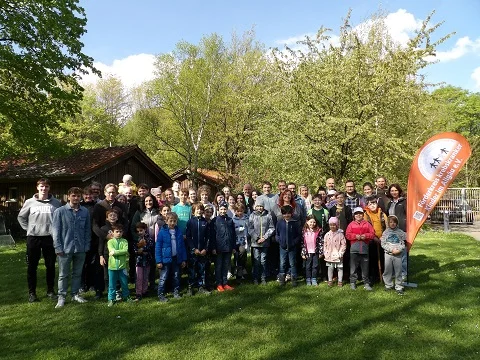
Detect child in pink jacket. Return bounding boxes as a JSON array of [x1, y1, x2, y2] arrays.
[[323, 217, 346, 287]]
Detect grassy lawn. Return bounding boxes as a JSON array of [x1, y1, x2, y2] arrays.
[[0, 231, 479, 360]]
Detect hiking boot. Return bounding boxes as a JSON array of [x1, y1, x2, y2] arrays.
[[198, 287, 211, 295], [312, 278, 318, 286], [364, 284, 373, 291], [350, 283, 357, 290], [107, 300, 115, 307], [158, 294, 168, 303], [72, 294, 88, 303], [216, 285, 225, 292], [185, 287, 193, 297], [55, 296, 65, 309], [28, 293, 39, 303], [223, 284, 234, 291]]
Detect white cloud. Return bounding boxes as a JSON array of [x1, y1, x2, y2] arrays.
[[472, 67, 480, 89], [434, 36, 480, 62], [383, 9, 422, 46], [80, 53, 156, 88]]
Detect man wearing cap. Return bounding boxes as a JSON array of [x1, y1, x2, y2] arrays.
[[345, 207, 375, 291]]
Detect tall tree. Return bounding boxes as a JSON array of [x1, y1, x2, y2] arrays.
[[248, 10, 450, 186], [0, 0, 99, 158]]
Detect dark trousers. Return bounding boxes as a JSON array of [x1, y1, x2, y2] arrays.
[[368, 241, 384, 283], [267, 241, 280, 277], [26, 235, 56, 295], [305, 254, 318, 279], [215, 252, 231, 286], [158, 257, 181, 295], [350, 253, 369, 285], [188, 255, 207, 288], [81, 250, 96, 290]]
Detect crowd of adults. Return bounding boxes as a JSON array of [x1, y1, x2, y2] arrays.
[[18, 174, 407, 304]]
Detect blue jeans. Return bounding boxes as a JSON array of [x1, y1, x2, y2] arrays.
[[215, 252, 231, 286], [108, 269, 129, 300], [252, 247, 268, 281], [57, 252, 86, 297], [158, 259, 181, 295], [279, 246, 297, 279], [188, 255, 207, 288]]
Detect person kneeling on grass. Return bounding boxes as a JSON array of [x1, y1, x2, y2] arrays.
[[107, 224, 133, 306], [380, 215, 406, 295], [345, 207, 375, 291], [156, 212, 187, 302]]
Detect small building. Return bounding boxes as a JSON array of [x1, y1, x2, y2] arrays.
[[171, 168, 230, 193], [0, 145, 172, 235]]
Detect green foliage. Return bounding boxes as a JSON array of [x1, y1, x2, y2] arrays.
[[432, 86, 480, 186], [0, 0, 99, 158], [258, 10, 451, 188]]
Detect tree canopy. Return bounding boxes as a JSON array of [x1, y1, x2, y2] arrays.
[[0, 0, 99, 158]]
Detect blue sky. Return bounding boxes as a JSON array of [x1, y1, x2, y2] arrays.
[[80, 0, 480, 91]]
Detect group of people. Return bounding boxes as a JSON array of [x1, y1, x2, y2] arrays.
[[17, 175, 408, 308]]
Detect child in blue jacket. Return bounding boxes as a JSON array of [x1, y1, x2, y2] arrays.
[[185, 203, 211, 296], [276, 205, 302, 287], [155, 212, 187, 302]]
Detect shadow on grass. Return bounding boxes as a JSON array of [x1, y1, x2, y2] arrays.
[[1, 234, 479, 360]]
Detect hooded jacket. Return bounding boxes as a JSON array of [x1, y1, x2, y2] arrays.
[[248, 209, 274, 248], [345, 220, 375, 254], [185, 216, 210, 254], [155, 224, 187, 265], [323, 230, 347, 263], [275, 218, 302, 250], [212, 214, 236, 253], [17, 194, 62, 236], [380, 226, 406, 255]]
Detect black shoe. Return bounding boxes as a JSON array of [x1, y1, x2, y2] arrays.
[[29, 293, 39, 303], [46, 292, 58, 300]]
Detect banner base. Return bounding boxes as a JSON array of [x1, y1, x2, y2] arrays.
[[402, 281, 418, 288]]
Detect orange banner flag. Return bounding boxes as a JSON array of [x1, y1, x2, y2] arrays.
[[407, 132, 471, 250]]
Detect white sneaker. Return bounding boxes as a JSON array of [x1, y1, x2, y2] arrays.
[[285, 274, 292, 282], [116, 291, 122, 301], [227, 271, 233, 280], [55, 297, 65, 308], [72, 294, 87, 303]]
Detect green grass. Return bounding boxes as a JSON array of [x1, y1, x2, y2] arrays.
[[1, 232, 479, 360]]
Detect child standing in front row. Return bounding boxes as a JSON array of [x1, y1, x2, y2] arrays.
[[248, 198, 274, 285], [380, 215, 406, 295], [156, 212, 187, 302], [233, 203, 249, 280], [107, 224, 132, 306], [323, 217, 346, 287], [134, 222, 154, 301], [301, 215, 324, 286]]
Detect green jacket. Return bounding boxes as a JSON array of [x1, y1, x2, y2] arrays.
[[107, 237, 129, 270]]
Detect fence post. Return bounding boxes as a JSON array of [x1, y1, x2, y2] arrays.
[[443, 210, 450, 232]]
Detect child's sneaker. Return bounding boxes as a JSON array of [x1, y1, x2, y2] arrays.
[[337, 282, 343, 287], [107, 300, 115, 307], [253, 279, 259, 285], [227, 271, 233, 280], [158, 294, 168, 303], [115, 291, 122, 301], [350, 283, 357, 290], [72, 294, 87, 303], [396, 289, 405, 296], [28, 293, 39, 303], [186, 287, 193, 297], [46, 292, 58, 300], [223, 284, 234, 291], [216, 285, 225, 292], [285, 274, 291, 282], [306, 278, 312, 286], [364, 284, 373, 291], [173, 291, 182, 299], [123, 297, 134, 303], [198, 287, 211, 295], [312, 278, 318, 286], [135, 295, 142, 301], [291, 278, 298, 287], [327, 281, 333, 287], [55, 296, 65, 309], [261, 279, 267, 286]]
